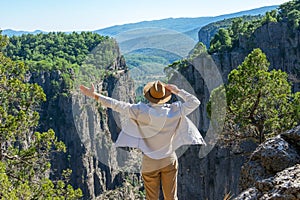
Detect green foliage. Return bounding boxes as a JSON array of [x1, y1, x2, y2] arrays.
[[208, 48, 299, 144], [294, 92, 300, 121], [209, 28, 232, 52], [188, 42, 207, 59], [0, 31, 9, 51], [4, 32, 113, 94], [5, 31, 105, 65], [209, 16, 264, 53], [261, 10, 278, 25], [0, 50, 82, 199], [200, 15, 264, 48], [167, 59, 190, 71], [207, 0, 300, 54], [278, 0, 300, 29]]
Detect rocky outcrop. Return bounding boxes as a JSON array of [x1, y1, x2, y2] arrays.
[[29, 46, 137, 199], [234, 126, 300, 199], [177, 140, 257, 200], [234, 164, 300, 200], [210, 22, 300, 92], [169, 21, 300, 200]]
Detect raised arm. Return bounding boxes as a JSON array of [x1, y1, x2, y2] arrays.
[[79, 83, 135, 114], [165, 84, 200, 115]]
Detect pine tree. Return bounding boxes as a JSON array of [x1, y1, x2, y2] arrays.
[[208, 48, 300, 144], [0, 31, 82, 199]]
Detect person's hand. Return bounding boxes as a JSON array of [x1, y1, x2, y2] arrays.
[[165, 84, 180, 94], [79, 83, 96, 98]]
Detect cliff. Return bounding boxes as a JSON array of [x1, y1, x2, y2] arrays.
[[208, 21, 300, 92], [198, 15, 262, 49], [28, 43, 138, 199], [175, 20, 300, 199], [169, 54, 258, 199]]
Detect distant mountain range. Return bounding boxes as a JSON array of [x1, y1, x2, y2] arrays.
[[3, 5, 279, 42], [2, 4, 280, 73], [94, 5, 279, 41], [2, 29, 46, 37]]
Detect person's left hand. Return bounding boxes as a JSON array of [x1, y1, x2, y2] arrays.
[[79, 83, 95, 98]]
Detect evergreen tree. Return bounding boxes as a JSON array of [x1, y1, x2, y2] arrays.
[[208, 48, 300, 144], [209, 28, 232, 53], [0, 33, 82, 199]]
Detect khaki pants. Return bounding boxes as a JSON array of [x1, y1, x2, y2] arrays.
[[142, 160, 178, 200]]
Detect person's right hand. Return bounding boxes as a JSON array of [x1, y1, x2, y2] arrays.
[[79, 83, 95, 98], [165, 84, 180, 94]]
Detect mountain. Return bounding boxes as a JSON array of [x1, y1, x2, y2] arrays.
[[2, 29, 46, 37], [3, 5, 278, 41], [95, 5, 279, 65], [94, 5, 279, 41]]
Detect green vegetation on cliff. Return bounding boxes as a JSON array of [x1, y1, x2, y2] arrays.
[[208, 48, 300, 144], [0, 33, 82, 199], [1, 30, 122, 198], [278, 0, 300, 29], [4, 31, 118, 92], [209, 0, 300, 53], [208, 16, 269, 53]]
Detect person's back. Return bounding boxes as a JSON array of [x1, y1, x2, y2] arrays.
[[79, 80, 206, 200]]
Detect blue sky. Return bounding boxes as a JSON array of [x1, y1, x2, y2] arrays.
[[1, 0, 290, 31]]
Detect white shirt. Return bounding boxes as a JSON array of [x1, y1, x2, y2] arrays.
[[96, 89, 206, 159]]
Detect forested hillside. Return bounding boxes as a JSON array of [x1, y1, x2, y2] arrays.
[[1, 0, 300, 199], [0, 32, 83, 199], [1, 31, 131, 199]]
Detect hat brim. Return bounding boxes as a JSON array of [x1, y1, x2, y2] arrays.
[[143, 81, 172, 104]]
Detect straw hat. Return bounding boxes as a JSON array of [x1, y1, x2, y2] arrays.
[[143, 80, 172, 104]]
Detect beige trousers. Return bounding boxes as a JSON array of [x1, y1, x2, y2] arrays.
[[142, 159, 178, 200]]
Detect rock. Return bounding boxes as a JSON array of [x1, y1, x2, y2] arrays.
[[239, 135, 300, 191], [236, 164, 300, 200], [281, 126, 300, 153], [233, 187, 260, 200], [29, 42, 137, 199], [236, 126, 300, 200]]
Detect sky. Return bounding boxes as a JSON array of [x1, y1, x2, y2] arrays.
[[1, 0, 291, 32]]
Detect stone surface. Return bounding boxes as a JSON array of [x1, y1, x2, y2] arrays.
[[199, 22, 300, 92], [281, 126, 300, 153], [172, 21, 300, 200], [235, 164, 300, 200], [239, 135, 300, 191], [29, 44, 137, 199], [235, 126, 300, 200]]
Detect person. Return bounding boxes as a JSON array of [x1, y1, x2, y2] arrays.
[[80, 80, 206, 200]]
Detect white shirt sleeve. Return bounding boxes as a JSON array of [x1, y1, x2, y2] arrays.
[[95, 94, 139, 119], [177, 89, 201, 116]]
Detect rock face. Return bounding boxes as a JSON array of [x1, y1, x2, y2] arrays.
[[211, 22, 300, 92], [29, 45, 137, 199], [177, 141, 257, 200], [170, 54, 258, 199], [234, 126, 300, 199], [171, 21, 300, 200]]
